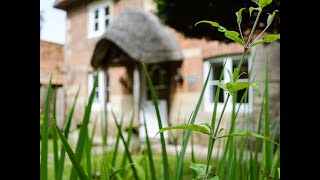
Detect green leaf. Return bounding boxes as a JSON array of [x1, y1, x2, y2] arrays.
[[226, 68, 233, 83], [249, 7, 260, 17], [251, 82, 261, 96], [228, 82, 251, 93], [232, 68, 239, 83], [58, 88, 79, 180], [217, 82, 228, 92], [70, 71, 98, 180], [195, 20, 220, 27], [267, 10, 279, 26], [216, 129, 280, 146], [175, 64, 212, 180], [190, 161, 212, 179], [142, 63, 169, 180], [112, 111, 140, 180], [224, 30, 245, 45], [252, 34, 280, 46], [40, 76, 52, 180], [53, 120, 89, 180], [109, 163, 135, 179], [236, 8, 246, 25], [156, 123, 211, 137], [258, 0, 273, 9], [218, 26, 227, 32], [209, 176, 219, 180], [142, 109, 156, 180]]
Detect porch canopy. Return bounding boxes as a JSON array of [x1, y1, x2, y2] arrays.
[[90, 8, 183, 68]]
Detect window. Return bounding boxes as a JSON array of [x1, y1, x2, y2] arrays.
[[88, 71, 110, 110], [203, 54, 252, 112], [88, 1, 111, 38]]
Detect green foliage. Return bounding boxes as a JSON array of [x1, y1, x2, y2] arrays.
[[156, 123, 211, 137]]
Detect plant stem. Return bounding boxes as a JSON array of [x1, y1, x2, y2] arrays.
[[246, 10, 262, 48], [248, 24, 270, 47], [238, 24, 245, 43], [204, 93, 231, 180], [237, 48, 249, 72]]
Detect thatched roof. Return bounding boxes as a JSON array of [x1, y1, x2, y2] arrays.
[[91, 8, 183, 68]]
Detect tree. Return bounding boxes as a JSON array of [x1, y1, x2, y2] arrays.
[[155, 0, 280, 42]]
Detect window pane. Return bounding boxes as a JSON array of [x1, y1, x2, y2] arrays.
[[105, 7, 109, 15], [94, 22, 99, 31], [105, 19, 109, 28], [94, 9, 99, 19], [211, 62, 224, 80], [232, 58, 248, 79], [236, 88, 248, 103], [92, 73, 99, 100], [211, 85, 224, 103]]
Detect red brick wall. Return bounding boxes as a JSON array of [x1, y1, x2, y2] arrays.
[[40, 40, 64, 85]]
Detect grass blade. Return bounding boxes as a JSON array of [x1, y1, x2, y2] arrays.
[[58, 88, 79, 180], [191, 134, 196, 178], [112, 111, 139, 180], [40, 76, 52, 180], [120, 112, 135, 172], [111, 115, 124, 167], [142, 109, 156, 180], [53, 120, 89, 180], [70, 72, 98, 180], [109, 163, 134, 179], [205, 60, 227, 179], [175, 65, 212, 180], [142, 63, 169, 180], [264, 51, 272, 175], [85, 134, 92, 180], [52, 88, 59, 180]]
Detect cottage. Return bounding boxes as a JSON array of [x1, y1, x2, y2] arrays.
[[54, 0, 280, 146]]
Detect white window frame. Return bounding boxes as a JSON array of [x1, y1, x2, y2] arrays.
[[88, 0, 111, 38], [88, 70, 111, 111], [203, 54, 253, 113]]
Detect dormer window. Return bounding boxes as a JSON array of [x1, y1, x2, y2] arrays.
[[88, 1, 111, 38]]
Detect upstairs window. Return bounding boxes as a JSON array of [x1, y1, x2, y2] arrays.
[[88, 1, 111, 38], [203, 54, 252, 112]]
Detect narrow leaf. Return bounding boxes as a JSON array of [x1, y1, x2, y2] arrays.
[[216, 129, 280, 146], [142, 63, 169, 180], [142, 109, 156, 180], [259, 0, 273, 9], [236, 8, 246, 25], [251, 82, 261, 96], [40, 76, 52, 180], [195, 20, 220, 27], [176, 65, 212, 180], [70, 71, 98, 180], [109, 163, 135, 179], [228, 82, 251, 93], [52, 89, 59, 180], [216, 82, 228, 92], [53, 121, 89, 180], [112, 111, 139, 180], [224, 30, 245, 45], [252, 34, 280, 46], [58, 88, 79, 180], [267, 10, 279, 26], [156, 123, 211, 137]]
